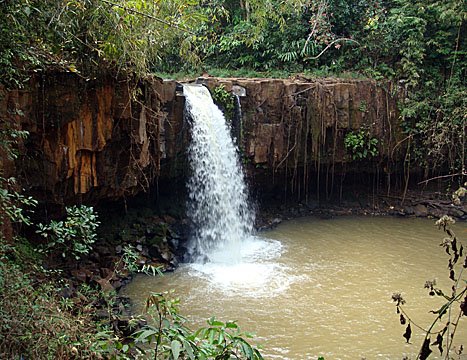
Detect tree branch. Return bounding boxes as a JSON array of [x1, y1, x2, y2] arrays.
[[302, 0, 326, 54], [305, 38, 360, 61], [417, 172, 466, 185], [101, 0, 195, 35]]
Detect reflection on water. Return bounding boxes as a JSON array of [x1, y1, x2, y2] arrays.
[[121, 216, 467, 359]]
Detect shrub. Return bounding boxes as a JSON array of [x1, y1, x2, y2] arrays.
[[133, 292, 264, 359], [37, 205, 100, 260], [344, 130, 379, 160]]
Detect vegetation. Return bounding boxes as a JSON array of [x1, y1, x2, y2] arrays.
[[211, 85, 235, 122], [344, 129, 379, 161], [1, 0, 464, 179], [392, 212, 467, 359], [1, 0, 466, 358], [0, 0, 206, 89], [37, 205, 100, 260], [134, 292, 263, 359], [0, 126, 263, 358]]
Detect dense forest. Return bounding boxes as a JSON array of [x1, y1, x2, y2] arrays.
[[1, 0, 465, 179], [1, 0, 466, 359]]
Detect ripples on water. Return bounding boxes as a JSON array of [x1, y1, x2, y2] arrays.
[[122, 216, 467, 359]]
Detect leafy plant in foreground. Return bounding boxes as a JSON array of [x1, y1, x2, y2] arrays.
[[392, 215, 466, 359], [133, 292, 263, 359]]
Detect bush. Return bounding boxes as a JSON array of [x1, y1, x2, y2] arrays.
[[344, 129, 379, 160], [0, 239, 99, 359], [133, 292, 264, 359], [37, 205, 100, 260]]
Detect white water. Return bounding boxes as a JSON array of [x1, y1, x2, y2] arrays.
[[184, 84, 255, 263]]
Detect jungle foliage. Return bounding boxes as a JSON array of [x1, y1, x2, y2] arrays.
[[1, 0, 465, 179]]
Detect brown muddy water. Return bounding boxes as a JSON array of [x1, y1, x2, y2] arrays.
[[122, 216, 467, 359]]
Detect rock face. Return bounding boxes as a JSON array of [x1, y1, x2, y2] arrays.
[[200, 77, 401, 166], [1, 74, 185, 205], [1, 73, 402, 206], [199, 77, 402, 199]]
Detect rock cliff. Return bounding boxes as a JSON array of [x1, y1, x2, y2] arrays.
[[1, 73, 401, 206]]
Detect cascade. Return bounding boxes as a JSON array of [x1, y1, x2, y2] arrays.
[[231, 94, 242, 146], [183, 84, 255, 263]]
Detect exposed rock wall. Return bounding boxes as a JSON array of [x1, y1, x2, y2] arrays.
[[199, 77, 402, 199], [1, 74, 185, 206], [1, 73, 402, 206], [200, 77, 401, 166]]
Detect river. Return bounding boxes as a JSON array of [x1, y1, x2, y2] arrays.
[[122, 216, 467, 359]]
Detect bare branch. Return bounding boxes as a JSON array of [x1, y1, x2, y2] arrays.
[[417, 172, 466, 185], [305, 38, 360, 61], [302, 0, 326, 54], [101, 0, 195, 35]]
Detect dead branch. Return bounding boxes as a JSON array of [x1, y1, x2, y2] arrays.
[[418, 172, 466, 185], [391, 134, 412, 159], [302, 0, 327, 54], [305, 38, 360, 61]]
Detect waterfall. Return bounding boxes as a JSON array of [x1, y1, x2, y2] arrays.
[[184, 84, 255, 263], [231, 94, 242, 146]]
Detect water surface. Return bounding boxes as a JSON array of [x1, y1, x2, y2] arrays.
[[122, 216, 467, 359]]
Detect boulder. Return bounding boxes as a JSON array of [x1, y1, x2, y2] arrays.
[[413, 204, 428, 217]]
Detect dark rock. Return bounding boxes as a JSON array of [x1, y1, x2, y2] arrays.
[[71, 268, 92, 282], [100, 267, 113, 279], [271, 218, 282, 226], [148, 245, 161, 259], [413, 204, 428, 217], [170, 257, 179, 268], [58, 286, 75, 299], [160, 250, 172, 262], [168, 237, 180, 249], [89, 251, 101, 262], [446, 206, 464, 218], [94, 245, 112, 256], [163, 215, 176, 224], [428, 208, 444, 219], [112, 280, 123, 290], [136, 257, 147, 266], [95, 309, 109, 320]]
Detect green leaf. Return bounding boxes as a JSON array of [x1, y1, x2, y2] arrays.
[[226, 321, 238, 329], [137, 329, 159, 342], [208, 319, 224, 327], [183, 340, 195, 360], [171, 340, 181, 359], [240, 340, 254, 358]]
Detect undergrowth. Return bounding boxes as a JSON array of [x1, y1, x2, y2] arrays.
[[0, 239, 105, 359]]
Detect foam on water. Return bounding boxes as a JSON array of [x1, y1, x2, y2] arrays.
[[186, 236, 301, 298]]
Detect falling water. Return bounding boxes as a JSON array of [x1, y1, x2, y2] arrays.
[[184, 84, 255, 263], [231, 94, 242, 146]]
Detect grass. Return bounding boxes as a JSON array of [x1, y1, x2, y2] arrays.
[[153, 66, 368, 81]]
